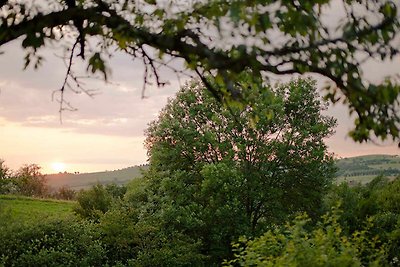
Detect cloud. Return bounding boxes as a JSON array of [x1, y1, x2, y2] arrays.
[[0, 42, 186, 138]]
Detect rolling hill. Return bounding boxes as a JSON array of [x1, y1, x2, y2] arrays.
[[335, 154, 400, 184], [44, 155, 400, 190], [46, 165, 148, 190]]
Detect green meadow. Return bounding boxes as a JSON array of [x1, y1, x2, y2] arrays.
[[0, 195, 75, 223]]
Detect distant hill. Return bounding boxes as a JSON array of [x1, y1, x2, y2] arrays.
[[336, 154, 400, 184], [46, 165, 148, 190], [45, 155, 399, 190]]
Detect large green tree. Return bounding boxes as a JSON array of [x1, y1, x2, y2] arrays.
[[143, 77, 336, 263], [0, 0, 399, 142]]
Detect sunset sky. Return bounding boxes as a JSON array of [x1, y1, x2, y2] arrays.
[[0, 38, 398, 174]]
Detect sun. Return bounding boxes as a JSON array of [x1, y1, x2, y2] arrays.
[[51, 162, 66, 173]]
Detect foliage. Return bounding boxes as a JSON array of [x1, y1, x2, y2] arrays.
[[104, 183, 127, 199], [336, 155, 400, 182], [0, 163, 49, 197], [0, 160, 10, 180], [73, 184, 113, 220], [323, 176, 400, 265], [225, 209, 388, 267], [53, 185, 76, 200], [0, 160, 13, 194], [98, 208, 205, 266], [0, 217, 106, 266], [1, 0, 399, 142], [143, 77, 336, 263], [13, 164, 49, 197], [74, 183, 128, 220]]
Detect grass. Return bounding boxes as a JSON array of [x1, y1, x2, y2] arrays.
[[0, 194, 75, 224]]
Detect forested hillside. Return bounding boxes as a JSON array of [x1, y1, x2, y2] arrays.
[[336, 155, 400, 184]]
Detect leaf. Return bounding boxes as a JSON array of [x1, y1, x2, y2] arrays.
[[87, 52, 109, 80]]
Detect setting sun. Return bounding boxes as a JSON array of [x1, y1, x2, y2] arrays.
[[51, 162, 66, 173]]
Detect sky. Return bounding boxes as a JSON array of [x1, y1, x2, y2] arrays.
[[0, 4, 399, 174]]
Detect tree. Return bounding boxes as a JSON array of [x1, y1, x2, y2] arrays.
[[143, 77, 336, 263], [0, 0, 399, 142], [0, 159, 13, 194], [0, 160, 10, 179], [14, 164, 49, 197]]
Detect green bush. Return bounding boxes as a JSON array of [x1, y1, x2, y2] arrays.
[[0, 217, 106, 266], [105, 183, 127, 199], [98, 207, 206, 266], [225, 209, 388, 267], [53, 185, 76, 200], [74, 184, 112, 220], [323, 176, 400, 265]]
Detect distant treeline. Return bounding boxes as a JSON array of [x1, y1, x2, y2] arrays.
[[339, 168, 400, 177], [336, 155, 400, 178]]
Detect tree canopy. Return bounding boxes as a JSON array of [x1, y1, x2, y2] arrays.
[[0, 0, 399, 142], [143, 77, 336, 263]]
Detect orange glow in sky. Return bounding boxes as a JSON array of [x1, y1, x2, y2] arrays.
[[51, 162, 66, 173]]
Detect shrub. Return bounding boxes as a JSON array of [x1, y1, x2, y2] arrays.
[[98, 207, 206, 266], [225, 209, 388, 267], [54, 185, 76, 200], [73, 184, 112, 220], [323, 176, 400, 265], [0, 217, 106, 266], [105, 183, 127, 199]]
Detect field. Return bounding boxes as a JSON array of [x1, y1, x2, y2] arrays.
[[335, 154, 400, 184], [46, 165, 148, 190], [0, 195, 75, 223]]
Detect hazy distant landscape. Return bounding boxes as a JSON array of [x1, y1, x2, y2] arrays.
[[335, 154, 400, 184], [46, 165, 148, 190], [43, 155, 399, 190]]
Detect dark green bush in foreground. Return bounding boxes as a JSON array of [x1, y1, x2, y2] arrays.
[[225, 209, 387, 267], [323, 176, 400, 266], [98, 208, 205, 266], [1, 178, 399, 266], [0, 217, 105, 266]]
